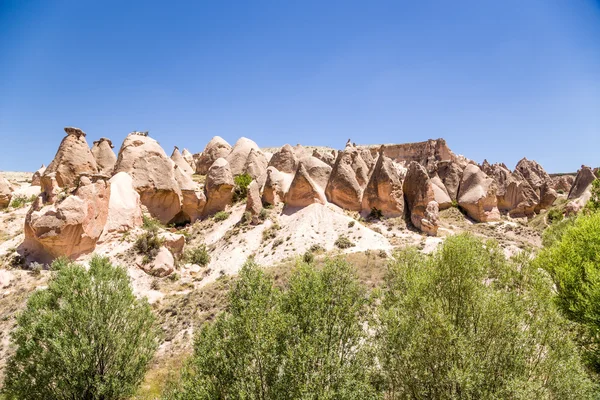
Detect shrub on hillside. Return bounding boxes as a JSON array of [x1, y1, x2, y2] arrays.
[[335, 234, 355, 249], [232, 173, 253, 203], [213, 211, 230, 222], [184, 244, 211, 267], [2, 256, 159, 400], [134, 227, 164, 263]]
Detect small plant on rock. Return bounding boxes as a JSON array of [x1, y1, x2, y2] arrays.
[[134, 227, 164, 263], [184, 244, 211, 267], [335, 234, 355, 249], [232, 173, 253, 203], [213, 211, 231, 222]]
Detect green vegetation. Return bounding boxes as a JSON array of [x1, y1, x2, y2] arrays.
[[163, 258, 377, 399], [369, 207, 383, 220], [583, 178, 600, 214], [9, 194, 36, 209], [213, 211, 230, 222], [547, 207, 564, 224], [135, 227, 164, 264], [335, 234, 355, 249], [184, 244, 211, 267], [142, 214, 163, 231], [536, 211, 600, 373], [232, 173, 253, 203], [2, 256, 159, 400]]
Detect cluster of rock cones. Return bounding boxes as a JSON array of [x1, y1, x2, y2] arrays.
[[0, 127, 596, 264]]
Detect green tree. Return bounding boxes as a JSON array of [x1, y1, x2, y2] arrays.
[[164, 258, 378, 399], [584, 177, 600, 214], [2, 256, 160, 400], [536, 211, 600, 373], [378, 234, 595, 399]]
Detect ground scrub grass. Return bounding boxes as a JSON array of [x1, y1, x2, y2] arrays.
[[262, 223, 281, 242], [213, 211, 230, 222], [232, 173, 253, 203], [9, 194, 36, 209], [135, 226, 164, 264], [335, 234, 355, 249], [184, 244, 211, 267]]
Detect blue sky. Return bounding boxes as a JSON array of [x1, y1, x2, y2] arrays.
[[0, 0, 598, 173]]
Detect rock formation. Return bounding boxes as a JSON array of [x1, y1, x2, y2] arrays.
[[181, 148, 195, 170], [101, 172, 142, 235], [244, 148, 268, 183], [174, 165, 206, 223], [195, 136, 232, 175], [403, 162, 439, 235], [43, 127, 98, 189], [31, 165, 46, 186], [269, 144, 298, 174], [262, 166, 292, 206], [436, 160, 463, 201], [430, 175, 452, 210], [568, 165, 597, 200], [91, 138, 117, 175], [202, 158, 234, 216], [245, 180, 262, 224], [24, 175, 110, 262], [325, 142, 369, 211], [113, 133, 182, 224], [171, 146, 195, 176], [226, 137, 261, 176], [515, 158, 551, 192], [0, 175, 13, 208], [552, 175, 575, 193], [312, 149, 336, 167], [369, 138, 456, 173], [361, 147, 405, 217], [285, 157, 332, 208], [457, 164, 500, 222]]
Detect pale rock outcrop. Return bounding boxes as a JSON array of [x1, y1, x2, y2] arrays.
[[24, 175, 110, 262], [245, 180, 262, 224], [515, 157, 551, 191], [113, 133, 182, 224], [269, 144, 298, 174], [483, 163, 538, 217], [361, 148, 405, 217], [174, 165, 206, 223], [171, 146, 195, 176], [102, 172, 142, 234], [0, 175, 13, 208], [436, 160, 463, 201], [568, 165, 597, 200], [262, 167, 292, 206], [31, 164, 46, 186], [325, 142, 369, 211], [403, 162, 438, 235], [244, 148, 268, 184], [285, 157, 332, 208], [158, 232, 185, 255], [537, 182, 558, 212], [141, 246, 174, 277], [359, 148, 376, 171], [552, 175, 575, 194], [202, 158, 234, 216], [457, 164, 500, 222], [430, 175, 452, 210], [181, 148, 195, 170], [312, 149, 336, 167], [43, 127, 98, 189], [196, 136, 232, 175], [91, 138, 117, 175], [226, 137, 261, 176]]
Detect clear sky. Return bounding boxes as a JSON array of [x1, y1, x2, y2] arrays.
[[0, 0, 598, 173]]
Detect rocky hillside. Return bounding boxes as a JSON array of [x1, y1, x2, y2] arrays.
[[0, 127, 597, 392]]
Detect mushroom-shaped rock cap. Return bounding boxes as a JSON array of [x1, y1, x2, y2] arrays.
[[64, 126, 86, 137], [93, 137, 114, 148], [196, 136, 233, 175], [91, 138, 117, 176], [171, 146, 195, 176]]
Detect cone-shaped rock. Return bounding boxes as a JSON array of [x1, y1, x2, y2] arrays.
[[262, 166, 292, 206], [269, 144, 298, 174], [31, 164, 46, 186], [244, 148, 268, 183], [568, 165, 597, 200], [196, 136, 232, 175], [361, 148, 405, 217], [403, 161, 439, 235], [202, 158, 234, 216], [0, 174, 13, 208], [181, 148, 195, 170], [436, 160, 463, 201], [113, 132, 182, 224], [43, 127, 98, 189], [457, 164, 500, 222], [226, 137, 261, 176], [430, 175, 452, 210], [286, 162, 328, 207], [101, 172, 143, 235], [174, 164, 206, 223], [245, 180, 262, 224], [325, 142, 369, 211], [171, 146, 195, 176], [91, 138, 117, 175]]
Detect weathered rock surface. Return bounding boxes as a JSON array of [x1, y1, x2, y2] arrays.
[[43, 127, 98, 189], [113, 133, 182, 224], [91, 138, 117, 175], [245, 180, 262, 224], [244, 148, 268, 183], [515, 157, 551, 191], [568, 165, 597, 200], [31, 165, 46, 186], [457, 164, 500, 222], [102, 172, 142, 234], [483, 163, 538, 217], [369, 138, 456, 173], [141, 246, 174, 277], [202, 158, 234, 216], [537, 182, 558, 212], [436, 160, 463, 201], [174, 165, 206, 223], [181, 148, 195, 170], [361, 148, 405, 217], [325, 142, 369, 211], [285, 157, 332, 208], [403, 161, 438, 235], [171, 146, 195, 176], [551, 175, 575, 193], [312, 149, 336, 167], [226, 137, 261, 176], [430, 175, 452, 210], [0, 175, 13, 208], [159, 232, 185, 255], [262, 166, 292, 206], [24, 175, 110, 262], [269, 144, 298, 174], [195, 136, 232, 175]]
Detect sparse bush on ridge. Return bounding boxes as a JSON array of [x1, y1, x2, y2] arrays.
[[135, 227, 164, 263], [213, 211, 230, 222], [184, 244, 211, 267], [335, 234, 355, 249], [232, 173, 253, 203]]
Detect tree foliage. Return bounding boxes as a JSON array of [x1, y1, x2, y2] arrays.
[[378, 234, 596, 399], [2, 256, 160, 400], [164, 258, 378, 399], [536, 211, 600, 373]]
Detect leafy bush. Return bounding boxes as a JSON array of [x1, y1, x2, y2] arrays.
[[262, 223, 280, 241], [3, 256, 159, 400], [142, 214, 162, 231], [213, 211, 230, 222], [184, 245, 211, 267], [302, 250, 314, 263], [547, 208, 564, 224], [583, 178, 600, 214], [134, 227, 164, 263], [369, 207, 383, 220], [536, 211, 600, 372], [379, 234, 596, 398], [241, 211, 252, 224], [9, 194, 35, 209], [258, 208, 269, 221], [334, 234, 355, 249], [348, 220, 356, 228], [163, 259, 377, 399], [232, 173, 253, 203]]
